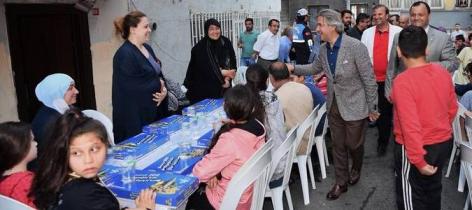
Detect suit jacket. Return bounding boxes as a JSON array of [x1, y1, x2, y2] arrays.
[[294, 34, 378, 121], [361, 24, 403, 65], [385, 26, 459, 98]]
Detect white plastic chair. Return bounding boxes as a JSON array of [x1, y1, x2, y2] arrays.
[[82, 109, 115, 146], [312, 103, 329, 180], [220, 140, 273, 210], [0, 195, 35, 210], [292, 106, 319, 205], [458, 114, 472, 193], [460, 143, 472, 210], [445, 102, 467, 177], [265, 125, 299, 210]]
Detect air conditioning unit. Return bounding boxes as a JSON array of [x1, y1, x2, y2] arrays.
[[74, 0, 96, 12]]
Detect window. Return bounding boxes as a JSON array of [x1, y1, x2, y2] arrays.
[[351, 3, 369, 19], [456, 0, 471, 7], [308, 5, 329, 29], [389, 0, 402, 9], [384, 0, 444, 9]]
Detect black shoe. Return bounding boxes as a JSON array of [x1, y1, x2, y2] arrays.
[[326, 184, 348, 200]]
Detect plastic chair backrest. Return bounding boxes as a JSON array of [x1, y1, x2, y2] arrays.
[[269, 125, 298, 187], [314, 103, 327, 136], [453, 102, 467, 145], [464, 115, 472, 145], [460, 142, 472, 209], [307, 103, 327, 154], [0, 195, 34, 210], [82, 109, 115, 146], [220, 140, 273, 210], [296, 105, 319, 156], [461, 142, 472, 164]]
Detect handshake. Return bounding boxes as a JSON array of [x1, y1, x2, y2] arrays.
[[221, 69, 236, 88]]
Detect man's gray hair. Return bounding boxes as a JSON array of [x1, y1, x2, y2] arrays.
[[317, 9, 344, 34]]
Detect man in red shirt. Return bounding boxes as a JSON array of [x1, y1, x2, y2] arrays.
[[361, 4, 402, 156], [391, 25, 457, 210]]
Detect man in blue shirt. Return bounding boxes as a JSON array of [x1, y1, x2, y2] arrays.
[[238, 18, 259, 66], [287, 9, 378, 201], [279, 26, 293, 63]]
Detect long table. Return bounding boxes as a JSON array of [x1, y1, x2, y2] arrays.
[[99, 99, 224, 209]]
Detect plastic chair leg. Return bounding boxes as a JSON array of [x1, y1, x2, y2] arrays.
[[297, 155, 310, 205], [323, 140, 330, 166], [270, 186, 284, 210], [459, 164, 466, 192], [465, 193, 470, 210], [315, 138, 327, 179], [446, 144, 457, 178], [285, 186, 294, 210], [307, 156, 316, 190]]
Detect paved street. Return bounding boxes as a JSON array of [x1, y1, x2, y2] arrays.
[[264, 127, 466, 210]]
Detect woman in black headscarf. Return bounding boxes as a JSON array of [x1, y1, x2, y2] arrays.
[[184, 18, 237, 104]]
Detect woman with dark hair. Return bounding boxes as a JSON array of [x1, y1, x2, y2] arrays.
[[186, 85, 265, 210], [184, 18, 237, 104], [113, 11, 169, 143], [0, 122, 37, 208], [30, 108, 156, 210], [244, 64, 286, 185]]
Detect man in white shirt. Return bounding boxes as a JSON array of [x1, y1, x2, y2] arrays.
[[254, 19, 280, 70], [451, 23, 467, 41]]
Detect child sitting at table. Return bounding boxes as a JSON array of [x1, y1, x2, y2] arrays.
[[30, 108, 156, 210], [0, 122, 37, 208], [187, 85, 266, 210]]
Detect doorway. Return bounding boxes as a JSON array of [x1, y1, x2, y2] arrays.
[[5, 4, 96, 122]]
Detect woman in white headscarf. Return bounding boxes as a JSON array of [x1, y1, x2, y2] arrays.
[[31, 73, 79, 149]]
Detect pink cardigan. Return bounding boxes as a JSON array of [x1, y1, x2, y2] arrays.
[[192, 127, 266, 210]]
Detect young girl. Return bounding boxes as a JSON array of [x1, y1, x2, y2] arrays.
[[187, 85, 266, 210], [0, 122, 37, 208], [30, 108, 156, 210], [244, 64, 286, 186]]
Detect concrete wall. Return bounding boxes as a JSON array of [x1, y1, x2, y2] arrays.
[[87, 0, 128, 119], [430, 11, 472, 29], [0, 1, 18, 121], [131, 0, 281, 83]]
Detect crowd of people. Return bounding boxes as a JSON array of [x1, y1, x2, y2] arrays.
[[0, 1, 471, 210]]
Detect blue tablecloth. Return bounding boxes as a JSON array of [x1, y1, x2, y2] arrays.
[[100, 99, 223, 208]]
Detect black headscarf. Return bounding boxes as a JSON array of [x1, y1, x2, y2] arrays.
[[183, 18, 236, 103], [204, 19, 231, 83]]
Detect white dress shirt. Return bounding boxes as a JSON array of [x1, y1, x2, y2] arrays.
[[253, 29, 280, 60]]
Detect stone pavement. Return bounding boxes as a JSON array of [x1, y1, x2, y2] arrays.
[[263, 127, 466, 210]]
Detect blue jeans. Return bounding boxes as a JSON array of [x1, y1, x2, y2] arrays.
[[240, 57, 255, 66]]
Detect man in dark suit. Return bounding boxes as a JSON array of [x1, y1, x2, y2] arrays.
[[288, 9, 379, 200]]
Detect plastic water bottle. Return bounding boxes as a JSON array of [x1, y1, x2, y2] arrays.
[[186, 106, 196, 117], [121, 154, 136, 190]]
